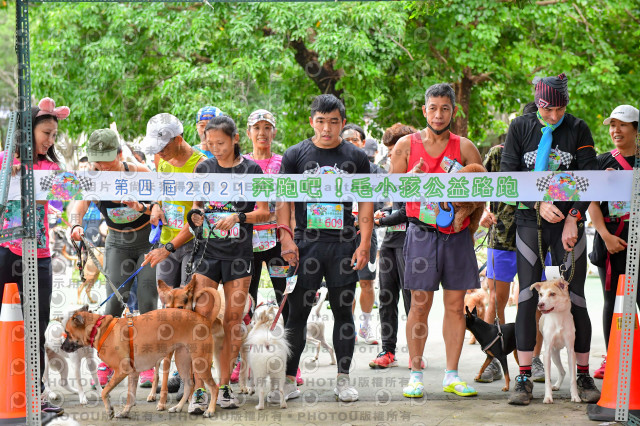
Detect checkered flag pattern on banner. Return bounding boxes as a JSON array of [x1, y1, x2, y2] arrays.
[[536, 174, 554, 193], [574, 175, 589, 192], [40, 172, 93, 191]]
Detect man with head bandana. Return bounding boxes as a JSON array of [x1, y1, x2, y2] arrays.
[[501, 73, 600, 405], [390, 83, 484, 399]]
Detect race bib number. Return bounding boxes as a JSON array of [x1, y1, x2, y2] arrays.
[[106, 207, 143, 224], [163, 203, 185, 229], [203, 212, 240, 239], [285, 274, 298, 294], [268, 265, 290, 278], [307, 203, 343, 230], [252, 228, 277, 252], [388, 223, 407, 232], [387, 210, 406, 232], [418, 202, 437, 225], [608, 201, 630, 219], [441, 156, 463, 173]]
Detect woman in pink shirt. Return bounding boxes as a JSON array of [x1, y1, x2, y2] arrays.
[[0, 97, 68, 416]]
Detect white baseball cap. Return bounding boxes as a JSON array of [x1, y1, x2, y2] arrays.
[[603, 105, 639, 125], [141, 113, 184, 155]]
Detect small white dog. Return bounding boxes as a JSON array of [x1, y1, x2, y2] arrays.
[[306, 287, 336, 365], [244, 304, 291, 410], [531, 279, 581, 404], [43, 319, 102, 405]]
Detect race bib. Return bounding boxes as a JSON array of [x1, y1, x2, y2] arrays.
[[106, 207, 143, 224], [307, 203, 343, 230], [268, 265, 290, 278], [203, 212, 240, 239], [3, 202, 47, 249], [252, 228, 277, 252], [608, 201, 630, 219], [441, 156, 463, 173], [387, 210, 407, 232], [163, 203, 185, 229], [418, 202, 437, 225]]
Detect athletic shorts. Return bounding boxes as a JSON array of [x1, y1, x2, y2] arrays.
[[194, 257, 253, 283], [486, 248, 517, 282], [293, 240, 359, 290], [356, 232, 378, 281], [403, 223, 480, 292]]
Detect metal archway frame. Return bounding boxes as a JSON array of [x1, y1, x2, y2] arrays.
[[6, 1, 639, 424]]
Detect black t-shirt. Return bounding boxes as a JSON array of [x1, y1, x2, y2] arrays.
[[500, 112, 597, 228], [595, 151, 635, 219], [379, 202, 407, 249], [280, 138, 371, 242], [194, 157, 263, 260]]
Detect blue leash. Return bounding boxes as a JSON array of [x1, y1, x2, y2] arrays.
[[97, 221, 163, 309]]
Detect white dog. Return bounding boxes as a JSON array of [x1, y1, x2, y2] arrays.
[[531, 279, 581, 404], [306, 287, 336, 365], [244, 304, 291, 410], [43, 319, 102, 405]]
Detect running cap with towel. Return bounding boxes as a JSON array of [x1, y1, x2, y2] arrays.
[[603, 105, 639, 125], [533, 73, 569, 109], [247, 109, 276, 128], [141, 113, 184, 155], [197, 106, 225, 122], [87, 128, 119, 162]]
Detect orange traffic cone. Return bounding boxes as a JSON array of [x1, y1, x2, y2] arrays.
[[588, 274, 640, 421], [0, 283, 27, 425]]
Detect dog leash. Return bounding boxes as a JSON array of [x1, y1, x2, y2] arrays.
[[270, 224, 296, 331], [482, 223, 505, 354], [535, 204, 576, 283]]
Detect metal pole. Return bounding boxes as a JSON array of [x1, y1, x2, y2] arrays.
[[16, 0, 41, 424]]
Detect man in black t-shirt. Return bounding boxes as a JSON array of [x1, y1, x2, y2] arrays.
[[275, 95, 373, 404], [501, 73, 600, 405]]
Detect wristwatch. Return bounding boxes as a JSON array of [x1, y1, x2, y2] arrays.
[[569, 208, 583, 221], [164, 242, 177, 253], [138, 203, 148, 213], [237, 212, 247, 224]]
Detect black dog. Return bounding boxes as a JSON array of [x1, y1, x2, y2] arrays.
[[465, 306, 519, 391]]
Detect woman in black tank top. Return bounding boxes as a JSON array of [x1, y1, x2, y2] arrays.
[[70, 130, 157, 322]]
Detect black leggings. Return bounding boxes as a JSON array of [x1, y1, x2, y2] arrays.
[[0, 247, 52, 393], [515, 225, 591, 353], [598, 266, 640, 347], [248, 243, 288, 323], [378, 245, 411, 354], [285, 282, 356, 376]]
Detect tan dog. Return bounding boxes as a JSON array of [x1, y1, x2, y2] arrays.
[[530, 279, 581, 404], [77, 250, 104, 304], [61, 306, 220, 418], [434, 163, 487, 239], [150, 276, 225, 411]]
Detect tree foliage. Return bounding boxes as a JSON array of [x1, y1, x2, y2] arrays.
[[2, 0, 637, 160]]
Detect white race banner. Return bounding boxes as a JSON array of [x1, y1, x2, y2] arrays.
[[4, 169, 635, 203]]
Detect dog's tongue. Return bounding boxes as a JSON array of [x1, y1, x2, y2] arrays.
[[540, 307, 554, 314]]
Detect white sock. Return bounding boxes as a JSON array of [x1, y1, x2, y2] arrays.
[[361, 312, 371, 327], [443, 369, 459, 385]]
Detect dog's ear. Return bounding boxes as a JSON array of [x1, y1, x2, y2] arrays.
[[530, 282, 542, 293], [471, 306, 477, 316], [157, 280, 173, 305], [80, 304, 89, 312], [183, 276, 196, 297], [465, 306, 471, 316], [72, 312, 85, 327], [557, 280, 567, 291]]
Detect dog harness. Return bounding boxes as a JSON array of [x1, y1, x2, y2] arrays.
[[93, 315, 136, 369]]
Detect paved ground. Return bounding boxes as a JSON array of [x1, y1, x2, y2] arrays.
[[45, 270, 622, 425]]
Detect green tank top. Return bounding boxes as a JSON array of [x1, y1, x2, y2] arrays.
[[158, 150, 205, 244]]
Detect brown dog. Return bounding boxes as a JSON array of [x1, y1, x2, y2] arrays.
[[435, 163, 487, 239], [61, 305, 219, 418], [77, 250, 104, 304], [149, 276, 225, 410]]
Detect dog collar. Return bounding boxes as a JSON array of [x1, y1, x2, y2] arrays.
[[88, 315, 107, 347]]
